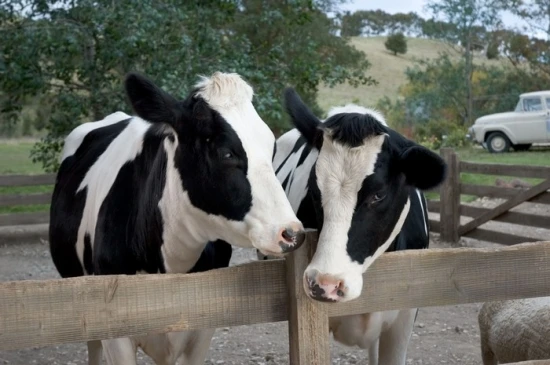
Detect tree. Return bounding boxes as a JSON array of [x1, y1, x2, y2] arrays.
[[426, 0, 505, 125], [0, 0, 375, 171], [385, 33, 408, 55]]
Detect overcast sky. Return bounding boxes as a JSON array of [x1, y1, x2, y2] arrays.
[[337, 0, 530, 33]]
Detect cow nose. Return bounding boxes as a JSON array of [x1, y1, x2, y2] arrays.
[[278, 223, 306, 253], [304, 271, 346, 302]]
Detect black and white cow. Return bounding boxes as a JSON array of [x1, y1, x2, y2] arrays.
[[49, 72, 305, 365], [258, 88, 447, 364]]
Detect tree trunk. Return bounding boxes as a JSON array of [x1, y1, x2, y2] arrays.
[[465, 32, 474, 126]]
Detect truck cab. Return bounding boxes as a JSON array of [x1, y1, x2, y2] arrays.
[[468, 90, 550, 153]]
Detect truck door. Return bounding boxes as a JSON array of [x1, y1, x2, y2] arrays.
[[510, 97, 547, 143]]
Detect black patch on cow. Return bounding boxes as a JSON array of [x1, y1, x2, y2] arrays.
[[388, 189, 430, 253], [49, 118, 130, 278], [323, 112, 386, 148], [175, 97, 252, 221], [94, 124, 168, 275], [83, 233, 94, 275], [188, 240, 233, 273], [297, 140, 313, 167]]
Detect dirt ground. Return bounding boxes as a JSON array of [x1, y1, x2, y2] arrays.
[[1, 197, 549, 365]]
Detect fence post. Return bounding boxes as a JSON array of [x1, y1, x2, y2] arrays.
[[439, 148, 460, 245], [286, 231, 331, 365]]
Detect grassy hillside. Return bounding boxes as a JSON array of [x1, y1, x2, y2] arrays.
[[317, 36, 501, 113]]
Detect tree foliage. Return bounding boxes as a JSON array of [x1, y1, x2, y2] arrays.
[[384, 33, 408, 55], [0, 0, 374, 172]]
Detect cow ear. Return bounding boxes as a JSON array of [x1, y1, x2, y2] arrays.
[[125, 72, 180, 126], [399, 145, 447, 190], [283, 87, 323, 150]]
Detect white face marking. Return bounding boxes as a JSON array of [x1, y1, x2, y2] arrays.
[[305, 134, 385, 301], [192, 73, 301, 254]]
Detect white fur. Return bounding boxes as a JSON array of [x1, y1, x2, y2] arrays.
[[194, 72, 300, 254], [272, 102, 419, 365], [274, 130, 319, 213], [61, 111, 131, 160], [305, 134, 386, 301], [61, 72, 302, 365], [73, 115, 150, 272], [416, 189, 428, 235]]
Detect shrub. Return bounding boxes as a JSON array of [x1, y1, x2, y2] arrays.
[[384, 32, 407, 56]]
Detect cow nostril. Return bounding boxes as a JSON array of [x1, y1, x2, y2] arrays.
[[337, 289, 344, 297], [281, 228, 295, 242]]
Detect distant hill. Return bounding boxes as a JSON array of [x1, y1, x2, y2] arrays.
[[317, 36, 501, 113]]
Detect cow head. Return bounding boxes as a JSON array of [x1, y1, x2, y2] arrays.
[[124, 72, 305, 256], [283, 88, 446, 302]]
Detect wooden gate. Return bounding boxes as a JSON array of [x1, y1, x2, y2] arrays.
[[432, 148, 550, 245]]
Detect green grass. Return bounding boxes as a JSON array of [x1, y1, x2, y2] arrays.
[[0, 140, 51, 214], [426, 146, 550, 202]]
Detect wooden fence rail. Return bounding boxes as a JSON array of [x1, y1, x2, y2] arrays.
[[431, 148, 550, 246], [2, 233, 550, 365], [0, 174, 54, 227]]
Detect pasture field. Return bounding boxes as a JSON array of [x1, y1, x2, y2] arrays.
[[317, 36, 502, 111]]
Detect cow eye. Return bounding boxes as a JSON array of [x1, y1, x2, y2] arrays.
[[223, 151, 233, 159], [371, 192, 386, 204]]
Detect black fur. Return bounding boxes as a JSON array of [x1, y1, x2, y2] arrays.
[[49, 72, 250, 279], [282, 87, 447, 266]]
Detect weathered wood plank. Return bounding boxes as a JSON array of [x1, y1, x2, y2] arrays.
[[505, 361, 550, 365], [0, 174, 55, 187], [461, 184, 519, 198], [0, 260, 289, 351], [458, 179, 550, 236], [460, 205, 550, 229], [439, 148, 460, 244], [462, 228, 540, 246], [0, 212, 50, 226], [286, 231, 330, 365], [327, 241, 550, 317], [0, 193, 52, 207], [2, 239, 550, 350], [460, 161, 550, 179]]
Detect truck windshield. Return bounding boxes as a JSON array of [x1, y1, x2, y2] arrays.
[[514, 100, 523, 112]]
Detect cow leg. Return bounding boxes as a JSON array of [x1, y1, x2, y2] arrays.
[[175, 329, 216, 365], [378, 308, 416, 365], [102, 337, 137, 365], [87, 340, 103, 365], [368, 339, 379, 365]]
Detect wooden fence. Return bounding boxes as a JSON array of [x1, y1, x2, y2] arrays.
[[0, 173, 54, 227], [1, 233, 550, 363], [429, 148, 550, 246]]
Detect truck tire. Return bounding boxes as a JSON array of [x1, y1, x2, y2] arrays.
[[513, 143, 532, 151], [486, 132, 511, 153]]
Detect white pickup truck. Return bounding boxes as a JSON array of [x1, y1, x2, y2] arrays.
[[468, 90, 550, 153]]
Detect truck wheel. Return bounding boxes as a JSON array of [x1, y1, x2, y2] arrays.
[[486, 132, 510, 153], [514, 144, 532, 151]]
